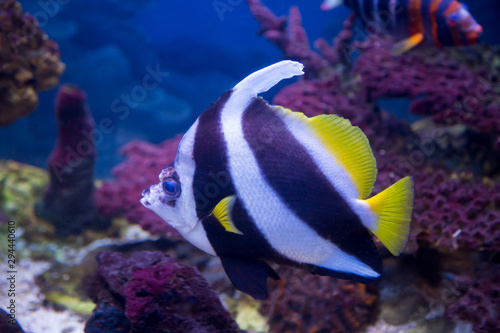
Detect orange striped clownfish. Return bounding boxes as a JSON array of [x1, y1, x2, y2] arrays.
[[141, 61, 414, 300], [322, 0, 483, 55]]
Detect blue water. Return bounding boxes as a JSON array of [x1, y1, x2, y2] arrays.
[[1, 0, 498, 177]]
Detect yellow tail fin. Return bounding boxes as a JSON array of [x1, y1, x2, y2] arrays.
[[365, 177, 414, 255]]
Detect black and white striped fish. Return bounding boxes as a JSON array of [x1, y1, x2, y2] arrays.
[[141, 61, 414, 300]]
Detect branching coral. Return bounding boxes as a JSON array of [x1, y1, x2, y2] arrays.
[[35, 85, 111, 236], [0, 0, 65, 127], [246, 0, 328, 78], [95, 136, 182, 237], [352, 39, 500, 145], [85, 251, 242, 333]]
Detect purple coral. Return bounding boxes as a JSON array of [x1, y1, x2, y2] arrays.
[[0, 0, 65, 127], [85, 251, 242, 333], [35, 85, 111, 236], [96, 136, 182, 237], [246, 0, 328, 78], [260, 266, 379, 332], [446, 262, 500, 333], [353, 38, 500, 143]]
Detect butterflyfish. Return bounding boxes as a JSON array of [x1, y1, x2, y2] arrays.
[[141, 61, 414, 300]]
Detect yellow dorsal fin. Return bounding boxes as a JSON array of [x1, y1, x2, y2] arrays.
[[211, 195, 243, 235], [391, 33, 424, 56], [365, 177, 414, 255], [274, 106, 377, 199], [308, 114, 377, 199]]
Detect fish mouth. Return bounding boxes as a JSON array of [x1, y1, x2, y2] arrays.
[[141, 182, 165, 208], [141, 188, 151, 206], [141, 186, 156, 207], [469, 25, 483, 42]]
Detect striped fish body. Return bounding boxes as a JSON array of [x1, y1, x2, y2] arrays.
[[141, 61, 414, 300], [324, 0, 482, 50]]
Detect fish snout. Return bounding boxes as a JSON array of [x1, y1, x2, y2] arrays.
[[467, 24, 483, 44], [142, 187, 151, 197], [141, 187, 151, 206]]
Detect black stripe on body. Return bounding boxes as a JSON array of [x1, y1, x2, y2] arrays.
[[202, 198, 380, 284], [202, 197, 283, 260], [241, 97, 381, 275], [420, 0, 433, 42], [362, 0, 375, 25], [394, 0, 411, 38], [192, 90, 236, 218], [377, 0, 393, 31], [346, 0, 363, 19], [436, 0, 455, 46]]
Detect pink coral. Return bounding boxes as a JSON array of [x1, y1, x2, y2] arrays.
[[247, 0, 328, 78]]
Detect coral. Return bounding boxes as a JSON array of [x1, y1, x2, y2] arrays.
[[260, 266, 379, 333], [408, 170, 500, 254], [246, 0, 328, 78], [353, 39, 500, 144], [0, 307, 25, 333], [96, 136, 182, 237], [85, 302, 131, 333], [0, 0, 65, 127], [0, 160, 48, 222], [85, 251, 242, 333], [446, 262, 500, 333], [35, 85, 111, 237]]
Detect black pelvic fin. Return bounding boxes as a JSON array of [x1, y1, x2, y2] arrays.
[[220, 257, 279, 300]]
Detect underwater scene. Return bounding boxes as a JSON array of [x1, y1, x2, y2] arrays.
[[1, 0, 499, 332]]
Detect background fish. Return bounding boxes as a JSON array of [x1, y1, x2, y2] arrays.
[[321, 0, 483, 55], [141, 61, 414, 300]]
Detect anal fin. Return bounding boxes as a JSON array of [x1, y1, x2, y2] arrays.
[[220, 257, 279, 300], [391, 33, 424, 56]]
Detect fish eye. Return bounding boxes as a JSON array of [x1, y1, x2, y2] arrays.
[[162, 180, 180, 198], [447, 14, 459, 26]]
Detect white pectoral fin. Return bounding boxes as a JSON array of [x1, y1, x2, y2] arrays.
[[233, 61, 304, 98]]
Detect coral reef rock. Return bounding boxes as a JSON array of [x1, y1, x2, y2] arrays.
[[260, 266, 379, 333], [0, 0, 65, 127], [0, 160, 48, 223], [446, 262, 500, 333], [85, 251, 242, 333], [35, 85, 111, 237]]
